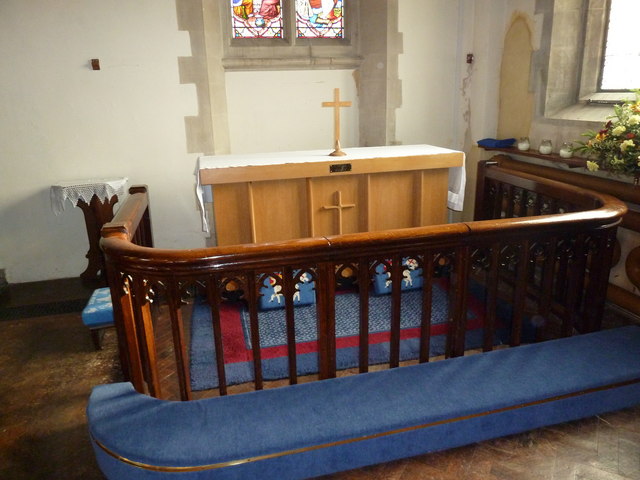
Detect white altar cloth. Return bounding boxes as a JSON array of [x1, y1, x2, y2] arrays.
[[50, 177, 128, 215], [196, 145, 466, 233]]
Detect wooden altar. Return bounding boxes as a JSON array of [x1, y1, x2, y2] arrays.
[[198, 145, 465, 246]]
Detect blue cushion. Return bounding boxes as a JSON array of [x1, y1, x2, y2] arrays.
[[82, 288, 114, 329], [259, 272, 315, 310], [87, 326, 640, 480], [477, 137, 516, 148], [373, 257, 423, 295]]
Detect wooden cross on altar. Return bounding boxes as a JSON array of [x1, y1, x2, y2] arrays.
[[322, 88, 352, 157], [322, 190, 355, 235]]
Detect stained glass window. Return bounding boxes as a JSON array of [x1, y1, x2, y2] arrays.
[[230, 0, 283, 39], [295, 0, 344, 39]]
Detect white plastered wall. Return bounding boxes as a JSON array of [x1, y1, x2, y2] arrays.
[[396, 0, 462, 149], [225, 70, 359, 154], [395, 0, 512, 220], [0, 0, 530, 284], [0, 0, 204, 283]]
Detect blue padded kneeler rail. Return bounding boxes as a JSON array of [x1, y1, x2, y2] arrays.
[[87, 326, 640, 480]]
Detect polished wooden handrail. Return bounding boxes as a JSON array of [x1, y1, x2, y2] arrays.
[[102, 186, 151, 242], [101, 162, 627, 401], [103, 164, 625, 270], [488, 155, 640, 315]]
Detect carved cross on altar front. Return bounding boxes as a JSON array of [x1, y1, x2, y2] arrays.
[[322, 190, 355, 235], [322, 88, 352, 157]]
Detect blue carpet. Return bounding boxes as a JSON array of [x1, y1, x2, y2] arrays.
[[189, 283, 513, 391]]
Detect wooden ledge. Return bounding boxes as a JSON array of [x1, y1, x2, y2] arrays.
[[479, 146, 588, 169]]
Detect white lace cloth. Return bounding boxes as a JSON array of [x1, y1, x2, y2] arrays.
[[50, 177, 128, 215]]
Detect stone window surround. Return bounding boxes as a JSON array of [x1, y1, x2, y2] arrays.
[[177, 0, 400, 157], [539, 0, 634, 124]]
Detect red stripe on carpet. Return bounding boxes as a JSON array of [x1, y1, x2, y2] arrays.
[[215, 285, 493, 364]]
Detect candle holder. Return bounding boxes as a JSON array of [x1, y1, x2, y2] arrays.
[[559, 142, 573, 159], [539, 139, 553, 155], [517, 137, 530, 151]]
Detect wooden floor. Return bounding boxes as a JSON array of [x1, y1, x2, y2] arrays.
[[1, 278, 639, 479], [318, 407, 640, 479]]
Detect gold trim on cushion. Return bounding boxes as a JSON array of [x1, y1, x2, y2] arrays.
[[92, 377, 640, 472]]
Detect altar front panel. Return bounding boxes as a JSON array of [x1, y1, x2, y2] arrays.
[[211, 183, 253, 246], [250, 179, 309, 244], [200, 146, 464, 246], [418, 169, 450, 226], [310, 176, 364, 237]]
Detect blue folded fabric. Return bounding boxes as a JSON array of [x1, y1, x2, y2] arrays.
[[372, 258, 423, 295], [477, 138, 516, 148]]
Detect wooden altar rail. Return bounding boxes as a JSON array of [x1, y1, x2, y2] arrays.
[[101, 162, 626, 401], [488, 155, 640, 314]]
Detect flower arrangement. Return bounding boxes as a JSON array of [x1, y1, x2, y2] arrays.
[[574, 93, 640, 176]]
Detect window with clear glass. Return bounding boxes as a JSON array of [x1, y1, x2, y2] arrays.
[[600, 0, 640, 91], [230, 0, 283, 39]]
